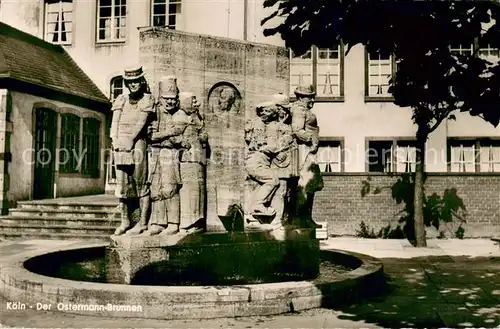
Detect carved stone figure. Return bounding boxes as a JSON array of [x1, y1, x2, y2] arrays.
[[290, 85, 324, 228], [178, 92, 207, 234], [272, 93, 299, 179], [143, 76, 191, 236], [245, 101, 294, 224], [208, 84, 241, 115], [110, 65, 155, 236], [218, 86, 236, 112]]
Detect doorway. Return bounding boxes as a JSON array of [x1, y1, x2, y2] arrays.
[[33, 108, 57, 200]]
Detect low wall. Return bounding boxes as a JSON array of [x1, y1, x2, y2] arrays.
[[313, 173, 500, 238]]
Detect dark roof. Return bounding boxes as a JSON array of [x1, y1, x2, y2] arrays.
[[0, 22, 110, 108]]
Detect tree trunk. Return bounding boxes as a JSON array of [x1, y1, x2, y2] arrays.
[[413, 136, 427, 247]]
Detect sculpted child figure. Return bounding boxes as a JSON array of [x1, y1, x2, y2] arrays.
[[245, 101, 294, 218], [178, 92, 208, 234], [110, 65, 155, 236], [143, 76, 191, 236]]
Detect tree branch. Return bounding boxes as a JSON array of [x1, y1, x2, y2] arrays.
[[429, 108, 453, 134]]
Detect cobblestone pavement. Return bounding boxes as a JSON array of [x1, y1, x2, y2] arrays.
[[0, 238, 499, 328]]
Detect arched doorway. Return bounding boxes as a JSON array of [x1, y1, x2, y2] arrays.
[[33, 108, 57, 199]]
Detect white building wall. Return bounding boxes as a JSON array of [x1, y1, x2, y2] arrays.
[[2, 0, 499, 173]]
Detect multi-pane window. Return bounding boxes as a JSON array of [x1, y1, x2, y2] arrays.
[[290, 45, 344, 99], [316, 140, 343, 172], [151, 0, 182, 29], [366, 49, 395, 97], [82, 118, 101, 178], [478, 44, 500, 64], [450, 44, 475, 56], [451, 43, 500, 63], [316, 48, 342, 97], [368, 140, 417, 173], [44, 0, 73, 44], [106, 154, 117, 184], [290, 49, 313, 94], [59, 114, 80, 173], [97, 0, 126, 42], [448, 138, 500, 172], [479, 141, 500, 172], [110, 76, 124, 102]]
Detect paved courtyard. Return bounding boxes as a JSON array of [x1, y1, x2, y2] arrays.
[[0, 237, 499, 328]]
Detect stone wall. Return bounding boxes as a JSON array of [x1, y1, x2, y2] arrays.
[[314, 173, 500, 238], [138, 27, 290, 231]]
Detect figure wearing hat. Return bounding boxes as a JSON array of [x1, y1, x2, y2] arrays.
[[290, 84, 324, 228], [273, 93, 293, 125], [178, 92, 208, 234], [143, 76, 191, 236], [245, 101, 294, 219], [271, 93, 297, 174], [110, 64, 155, 236]]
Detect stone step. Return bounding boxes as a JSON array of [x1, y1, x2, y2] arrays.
[[0, 223, 116, 235], [9, 208, 120, 219], [0, 232, 111, 242], [16, 201, 118, 212], [0, 216, 120, 227]]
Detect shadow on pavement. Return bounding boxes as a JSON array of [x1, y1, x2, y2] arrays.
[[327, 256, 500, 328]]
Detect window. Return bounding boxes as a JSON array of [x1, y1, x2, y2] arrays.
[[59, 114, 80, 173], [151, 0, 182, 29], [290, 45, 344, 100], [478, 44, 500, 63], [97, 0, 126, 42], [367, 139, 416, 173], [106, 153, 117, 184], [451, 42, 500, 63], [110, 76, 124, 102], [316, 140, 343, 172], [44, 0, 72, 44], [365, 49, 396, 99], [448, 138, 500, 172], [450, 44, 475, 56], [82, 118, 101, 177]]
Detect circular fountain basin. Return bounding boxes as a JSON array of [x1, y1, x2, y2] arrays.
[[0, 242, 384, 320]]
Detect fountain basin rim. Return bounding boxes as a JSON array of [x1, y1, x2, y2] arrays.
[[0, 241, 384, 319], [4, 242, 381, 291]]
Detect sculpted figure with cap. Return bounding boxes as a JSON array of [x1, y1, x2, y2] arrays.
[[290, 84, 324, 228], [110, 64, 155, 236], [244, 99, 295, 227], [143, 76, 191, 236], [178, 92, 208, 234]]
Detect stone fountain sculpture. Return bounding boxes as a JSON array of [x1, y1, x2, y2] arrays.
[[243, 88, 324, 232], [109, 65, 155, 236], [143, 75, 191, 236], [177, 91, 208, 234], [244, 98, 295, 230], [110, 72, 209, 237], [290, 85, 325, 229], [108, 66, 322, 284]]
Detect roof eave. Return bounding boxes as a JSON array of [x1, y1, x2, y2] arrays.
[[0, 77, 111, 114]]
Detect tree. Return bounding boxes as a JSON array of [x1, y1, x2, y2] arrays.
[[262, 0, 500, 246]]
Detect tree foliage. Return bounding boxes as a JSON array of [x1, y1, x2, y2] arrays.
[[262, 0, 500, 129], [262, 0, 500, 246]]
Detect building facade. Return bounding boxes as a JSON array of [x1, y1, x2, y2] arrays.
[[0, 22, 109, 212], [2, 0, 498, 177], [2, 1, 500, 235]]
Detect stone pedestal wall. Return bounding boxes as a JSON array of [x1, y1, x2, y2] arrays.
[[139, 27, 290, 231], [106, 229, 319, 285]]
